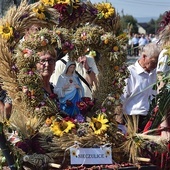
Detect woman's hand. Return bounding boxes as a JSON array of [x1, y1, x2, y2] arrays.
[[74, 84, 81, 89], [63, 83, 70, 90]]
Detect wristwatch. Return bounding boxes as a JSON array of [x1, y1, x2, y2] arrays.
[[86, 67, 92, 74]]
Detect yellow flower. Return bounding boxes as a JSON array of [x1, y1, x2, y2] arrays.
[[104, 39, 109, 44], [89, 50, 96, 57], [33, 4, 46, 20], [114, 65, 119, 71], [90, 113, 109, 135], [96, 3, 115, 19], [113, 46, 118, 52], [51, 120, 75, 137], [40, 0, 56, 6], [57, 0, 80, 6], [0, 23, 13, 40], [57, 0, 69, 5]]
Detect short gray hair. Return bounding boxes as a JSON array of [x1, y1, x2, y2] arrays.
[[141, 42, 161, 59]]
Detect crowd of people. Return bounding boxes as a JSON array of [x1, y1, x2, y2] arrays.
[[127, 33, 158, 57]]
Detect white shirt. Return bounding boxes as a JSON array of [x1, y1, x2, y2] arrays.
[[121, 61, 157, 116], [50, 54, 99, 98], [139, 37, 148, 46], [132, 37, 139, 45]]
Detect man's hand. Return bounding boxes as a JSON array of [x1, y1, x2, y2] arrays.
[[78, 56, 90, 70]]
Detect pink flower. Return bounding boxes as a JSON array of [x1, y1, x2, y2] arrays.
[[28, 70, 34, 75], [101, 108, 106, 112]]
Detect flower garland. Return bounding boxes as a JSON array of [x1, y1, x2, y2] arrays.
[[1, 0, 166, 169]]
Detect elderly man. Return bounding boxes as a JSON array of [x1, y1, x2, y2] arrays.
[[121, 42, 161, 132]]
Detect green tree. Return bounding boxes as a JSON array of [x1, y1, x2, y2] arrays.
[[120, 14, 138, 34], [147, 19, 156, 34], [146, 14, 163, 34]]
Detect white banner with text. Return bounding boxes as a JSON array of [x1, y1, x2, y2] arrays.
[[70, 147, 112, 165]]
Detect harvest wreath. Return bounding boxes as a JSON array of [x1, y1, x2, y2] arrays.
[[0, 0, 168, 170]]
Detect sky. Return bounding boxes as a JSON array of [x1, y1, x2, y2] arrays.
[[91, 0, 170, 20]]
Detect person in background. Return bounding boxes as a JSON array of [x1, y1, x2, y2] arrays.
[[121, 42, 161, 132], [151, 34, 159, 43], [50, 52, 99, 99], [54, 61, 84, 117], [127, 34, 133, 56], [131, 34, 139, 56], [138, 34, 148, 51]]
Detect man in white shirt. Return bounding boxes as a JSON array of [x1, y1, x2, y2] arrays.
[[131, 34, 139, 56], [121, 42, 160, 132], [138, 34, 148, 48], [50, 53, 99, 98]]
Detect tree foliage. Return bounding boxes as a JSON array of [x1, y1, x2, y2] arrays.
[[120, 13, 165, 34], [120, 14, 138, 34], [146, 14, 163, 34]]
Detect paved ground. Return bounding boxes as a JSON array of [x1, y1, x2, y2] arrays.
[[127, 55, 139, 65]]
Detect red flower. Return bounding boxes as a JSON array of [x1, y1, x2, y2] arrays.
[[81, 97, 94, 106], [76, 101, 87, 110], [64, 116, 75, 123], [81, 97, 91, 103], [53, 4, 67, 15]]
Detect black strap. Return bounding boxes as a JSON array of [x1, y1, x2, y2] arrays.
[[60, 59, 92, 92]]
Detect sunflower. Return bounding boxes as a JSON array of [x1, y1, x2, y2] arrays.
[[95, 3, 115, 19], [33, 4, 46, 20], [0, 23, 13, 40], [50, 120, 75, 136], [57, 0, 80, 6], [41, 0, 56, 6], [90, 113, 109, 135]]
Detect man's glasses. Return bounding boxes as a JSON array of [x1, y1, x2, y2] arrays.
[[39, 58, 55, 65]]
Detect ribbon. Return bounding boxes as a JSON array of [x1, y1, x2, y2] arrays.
[[61, 141, 81, 166]]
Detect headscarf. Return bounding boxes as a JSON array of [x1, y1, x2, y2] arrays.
[[62, 61, 77, 76]]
